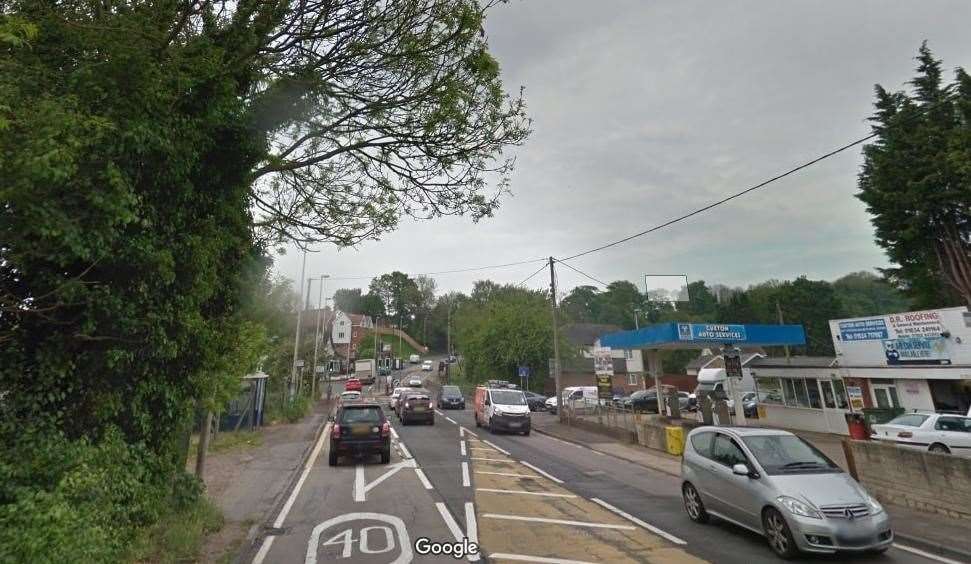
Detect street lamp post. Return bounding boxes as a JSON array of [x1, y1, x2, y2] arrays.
[[289, 250, 308, 403], [311, 274, 330, 398], [633, 308, 643, 330]]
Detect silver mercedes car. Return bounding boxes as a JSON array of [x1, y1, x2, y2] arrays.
[[681, 427, 892, 558]]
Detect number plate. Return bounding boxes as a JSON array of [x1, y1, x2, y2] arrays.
[[352, 424, 371, 436], [508, 422, 521, 428], [412, 406, 426, 412]]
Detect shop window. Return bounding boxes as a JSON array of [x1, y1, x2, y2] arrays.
[[624, 350, 633, 360], [782, 379, 797, 407], [820, 380, 837, 409], [805, 378, 822, 409], [831, 380, 849, 409], [755, 377, 783, 404], [793, 379, 811, 408]]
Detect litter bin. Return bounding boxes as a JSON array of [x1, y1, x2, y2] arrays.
[[844, 412, 869, 440], [665, 426, 685, 456]]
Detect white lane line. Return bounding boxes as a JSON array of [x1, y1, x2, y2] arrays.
[[460, 426, 478, 438], [460, 441, 467, 456], [252, 422, 331, 564], [470, 447, 500, 452], [488, 554, 598, 564], [520, 461, 563, 484], [477, 488, 576, 498], [435, 503, 481, 562], [354, 464, 366, 501], [481, 513, 635, 530], [893, 544, 964, 564], [482, 439, 511, 455], [462, 461, 471, 487], [435, 409, 445, 416], [446, 416, 457, 424], [475, 471, 540, 479], [590, 497, 686, 545], [389, 426, 399, 440], [414, 468, 433, 490], [464, 502, 479, 556], [398, 441, 412, 459], [471, 457, 515, 463]]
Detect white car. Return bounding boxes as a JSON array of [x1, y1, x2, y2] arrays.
[[338, 391, 362, 405], [871, 412, 971, 456], [421, 360, 433, 371], [407, 378, 423, 387], [544, 396, 558, 413], [389, 387, 408, 410]]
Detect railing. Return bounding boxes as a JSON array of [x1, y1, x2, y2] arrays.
[[561, 399, 656, 433]]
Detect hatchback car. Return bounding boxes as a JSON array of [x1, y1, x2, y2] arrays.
[[422, 360, 433, 371], [871, 411, 971, 456], [681, 427, 891, 558], [399, 389, 434, 425], [329, 402, 391, 466], [344, 378, 362, 392], [437, 385, 466, 410], [338, 390, 362, 405], [523, 391, 547, 411]]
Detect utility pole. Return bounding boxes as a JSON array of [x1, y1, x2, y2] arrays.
[[311, 274, 329, 399], [776, 300, 790, 363], [633, 308, 642, 330], [289, 250, 307, 402], [446, 298, 451, 358], [549, 257, 563, 422]]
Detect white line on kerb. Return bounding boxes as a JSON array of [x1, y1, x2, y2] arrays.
[[435, 409, 445, 416], [414, 468, 433, 490], [252, 421, 331, 564], [481, 513, 635, 530], [460, 441, 467, 456], [482, 439, 511, 455], [446, 416, 457, 424], [590, 497, 686, 545], [488, 554, 598, 564], [470, 457, 514, 463], [461, 461, 471, 487], [477, 488, 576, 498], [474, 471, 539, 479], [520, 461, 563, 484], [894, 544, 964, 564]]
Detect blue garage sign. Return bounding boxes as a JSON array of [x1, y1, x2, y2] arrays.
[[839, 318, 889, 341], [677, 324, 747, 342]]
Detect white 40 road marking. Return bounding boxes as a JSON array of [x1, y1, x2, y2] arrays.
[[306, 513, 412, 564]]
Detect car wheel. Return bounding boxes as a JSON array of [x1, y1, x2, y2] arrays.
[[763, 507, 799, 559], [488, 417, 496, 434], [929, 443, 951, 454], [522, 430, 530, 436], [380, 447, 390, 464], [682, 483, 708, 524], [328, 450, 339, 467]]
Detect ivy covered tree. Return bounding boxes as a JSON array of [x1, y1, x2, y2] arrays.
[[858, 43, 971, 308]]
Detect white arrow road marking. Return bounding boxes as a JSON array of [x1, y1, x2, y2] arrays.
[[253, 422, 331, 564], [590, 498, 686, 545], [435, 502, 480, 562], [481, 440, 510, 456], [446, 416, 457, 424], [354, 459, 417, 502]]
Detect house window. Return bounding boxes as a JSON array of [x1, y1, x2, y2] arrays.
[[339, 332, 345, 339], [628, 373, 638, 386]]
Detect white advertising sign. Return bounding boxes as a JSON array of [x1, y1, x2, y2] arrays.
[[830, 307, 970, 367], [593, 347, 613, 376]]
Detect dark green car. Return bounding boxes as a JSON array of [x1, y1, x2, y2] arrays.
[[329, 402, 391, 466]]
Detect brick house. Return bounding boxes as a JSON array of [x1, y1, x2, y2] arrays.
[[330, 310, 374, 369], [547, 324, 646, 396]]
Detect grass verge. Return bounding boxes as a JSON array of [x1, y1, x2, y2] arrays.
[[129, 497, 224, 563]]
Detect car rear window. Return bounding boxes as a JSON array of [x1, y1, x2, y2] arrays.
[[442, 386, 461, 395], [887, 414, 930, 427], [340, 407, 382, 424]]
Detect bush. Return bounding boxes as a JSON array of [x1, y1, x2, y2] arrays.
[[0, 426, 201, 563]]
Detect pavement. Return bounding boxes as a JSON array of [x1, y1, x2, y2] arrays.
[[533, 412, 971, 564], [223, 365, 962, 564]]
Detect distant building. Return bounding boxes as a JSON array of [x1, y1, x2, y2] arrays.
[[331, 311, 374, 366], [551, 323, 645, 395]]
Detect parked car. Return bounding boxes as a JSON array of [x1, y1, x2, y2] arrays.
[[681, 427, 891, 558], [421, 360, 433, 371], [523, 391, 547, 411], [344, 378, 362, 392], [474, 385, 531, 435], [399, 389, 434, 425], [437, 385, 466, 410], [871, 412, 971, 456], [409, 354, 421, 364], [389, 387, 408, 412], [612, 394, 629, 407], [678, 391, 694, 411], [742, 392, 760, 418], [328, 402, 391, 466], [628, 389, 660, 413], [545, 396, 558, 414], [447, 355, 457, 364]]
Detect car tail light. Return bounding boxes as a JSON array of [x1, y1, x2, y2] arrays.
[[381, 422, 390, 437], [898, 431, 913, 438], [332, 424, 341, 439]]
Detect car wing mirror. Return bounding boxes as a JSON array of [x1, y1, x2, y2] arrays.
[[733, 463, 755, 477]]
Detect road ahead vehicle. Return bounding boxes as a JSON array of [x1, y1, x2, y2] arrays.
[[329, 402, 391, 466], [437, 385, 465, 409], [421, 360, 433, 371], [871, 411, 971, 456], [681, 427, 891, 558], [344, 378, 362, 392], [407, 378, 423, 387], [409, 354, 421, 364], [399, 389, 434, 425], [338, 391, 362, 406], [523, 391, 547, 411], [354, 359, 376, 385], [474, 385, 531, 435], [389, 387, 408, 412]]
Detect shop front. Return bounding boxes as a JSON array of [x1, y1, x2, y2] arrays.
[[749, 357, 854, 435]]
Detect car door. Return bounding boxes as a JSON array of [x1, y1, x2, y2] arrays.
[[935, 416, 971, 455], [707, 433, 763, 530]]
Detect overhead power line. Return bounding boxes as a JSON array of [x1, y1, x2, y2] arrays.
[[327, 257, 548, 282], [554, 259, 609, 287], [518, 263, 550, 286]]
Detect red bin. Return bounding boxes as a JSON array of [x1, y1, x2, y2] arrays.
[[845, 413, 869, 440]]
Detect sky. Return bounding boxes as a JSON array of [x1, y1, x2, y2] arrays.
[[274, 0, 971, 304]]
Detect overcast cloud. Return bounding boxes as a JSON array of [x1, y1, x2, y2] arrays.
[[275, 0, 971, 303]]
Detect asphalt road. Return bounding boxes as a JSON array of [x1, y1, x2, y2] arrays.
[[247, 367, 958, 564]]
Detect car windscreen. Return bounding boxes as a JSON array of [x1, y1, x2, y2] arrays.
[[340, 407, 382, 424], [886, 414, 930, 427], [491, 390, 526, 406], [441, 386, 462, 397], [741, 435, 841, 475]]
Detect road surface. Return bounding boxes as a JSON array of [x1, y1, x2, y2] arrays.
[[245, 367, 958, 564]]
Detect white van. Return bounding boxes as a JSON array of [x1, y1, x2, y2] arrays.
[[561, 386, 599, 409], [474, 386, 531, 435], [693, 367, 755, 408], [408, 354, 420, 364]]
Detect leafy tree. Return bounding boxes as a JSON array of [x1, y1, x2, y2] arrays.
[[832, 271, 911, 317], [682, 280, 718, 319], [360, 292, 387, 320], [333, 288, 363, 314], [368, 272, 420, 333], [858, 43, 971, 307], [560, 285, 601, 323]]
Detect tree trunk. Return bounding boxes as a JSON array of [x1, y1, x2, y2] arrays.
[[934, 224, 971, 306], [195, 410, 214, 479]]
